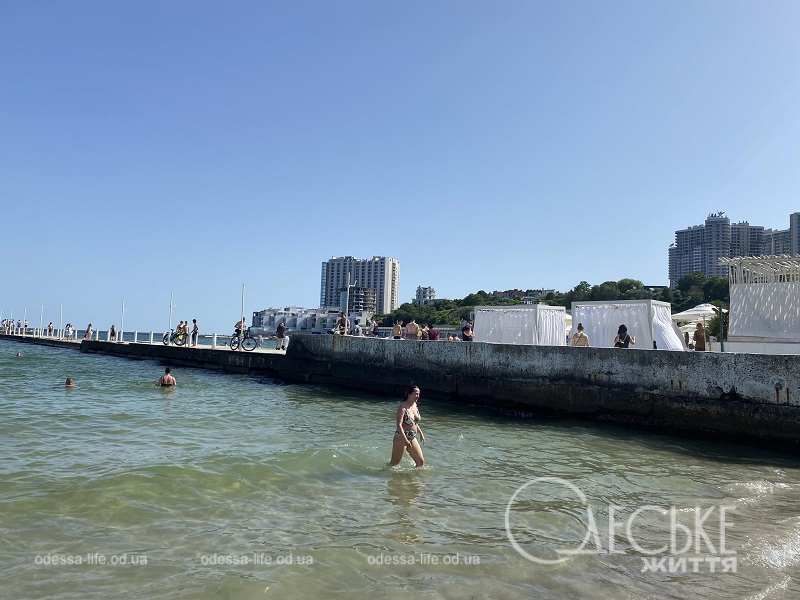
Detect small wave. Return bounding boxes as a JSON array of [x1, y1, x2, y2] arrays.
[[746, 524, 800, 569], [744, 576, 791, 600], [724, 480, 790, 506]]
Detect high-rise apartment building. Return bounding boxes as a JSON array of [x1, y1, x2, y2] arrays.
[[668, 211, 800, 287], [320, 256, 400, 314]]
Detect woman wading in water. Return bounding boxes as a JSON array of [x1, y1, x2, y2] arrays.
[[390, 385, 426, 468]]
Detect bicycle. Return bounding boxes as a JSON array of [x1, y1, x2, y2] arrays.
[[229, 328, 257, 352], [162, 329, 188, 346]]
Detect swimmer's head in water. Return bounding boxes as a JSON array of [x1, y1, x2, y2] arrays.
[[65, 377, 75, 387], [16, 352, 22, 357], [164, 367, 171, 374]]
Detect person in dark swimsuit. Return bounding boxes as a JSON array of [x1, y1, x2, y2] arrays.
[[613, 324, 635, 348], [390, 384, 426, 468]]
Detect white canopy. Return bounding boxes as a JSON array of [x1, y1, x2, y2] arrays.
[[473, 305, 566, 346], [571, 299, 685, 351], [671, 303, 724, 322]]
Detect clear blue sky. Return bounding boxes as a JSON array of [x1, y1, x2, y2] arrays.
[[2, 1, 799, 331]]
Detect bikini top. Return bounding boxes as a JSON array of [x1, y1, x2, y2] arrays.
[[402, 408, 420, 427]]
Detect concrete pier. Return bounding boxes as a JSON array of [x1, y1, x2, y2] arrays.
[[3, 332, 800, 447]]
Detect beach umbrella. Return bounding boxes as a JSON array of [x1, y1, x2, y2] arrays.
[[671, 303, 726, 322]]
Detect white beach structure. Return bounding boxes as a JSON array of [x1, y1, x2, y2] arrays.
[[473, 305, 566, 346], [571, 299, 685, 350], [719, 256, 800, 353]]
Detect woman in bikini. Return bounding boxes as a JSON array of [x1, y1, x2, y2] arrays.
[[390, 384, 426, 468]]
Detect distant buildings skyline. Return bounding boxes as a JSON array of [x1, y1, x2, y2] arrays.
[[668, 211, 800, 287]]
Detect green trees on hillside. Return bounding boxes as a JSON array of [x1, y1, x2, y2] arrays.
[[376, 273, 729, 326]]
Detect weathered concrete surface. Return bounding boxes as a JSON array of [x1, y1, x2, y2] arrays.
[[80, 340, 283, 374], [279, 335, 800, 445], [0, 334, 283, 374], [0, 333, 80, 350]]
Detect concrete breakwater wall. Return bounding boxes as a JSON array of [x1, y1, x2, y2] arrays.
[[4, 332, 800, 446], [282, 334, 800, 445], [0, 334, 80, 351], [80, 340, 284, 373]]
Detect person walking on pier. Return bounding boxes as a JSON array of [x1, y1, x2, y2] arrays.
[[191, 319, 199, 347], [84, 323, 93, 340], [390, 384, 425, 468], [275, 320, 289, 351], [47, 322, 54, 336]]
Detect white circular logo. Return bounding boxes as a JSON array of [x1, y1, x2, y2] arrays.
[[505, 477, 591, 565]]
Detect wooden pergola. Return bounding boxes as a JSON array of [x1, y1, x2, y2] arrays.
[[720, 255, 800, 285]]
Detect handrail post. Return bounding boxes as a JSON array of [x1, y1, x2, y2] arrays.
[[212, 333, 217, 349], [149, 331, 154, 344]]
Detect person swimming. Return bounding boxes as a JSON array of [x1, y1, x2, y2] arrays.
[[65, 377, 76, 388], [390, 384, 426, 468], [158, 367, 176, 387]]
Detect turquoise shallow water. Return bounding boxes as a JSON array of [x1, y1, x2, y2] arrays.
[[2, 339, 800, 599]]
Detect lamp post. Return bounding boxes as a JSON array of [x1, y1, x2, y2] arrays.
[[168, 291, 174, 332], [240, 283, 246, 331]]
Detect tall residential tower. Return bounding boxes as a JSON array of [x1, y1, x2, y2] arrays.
[[320, 256, 400, 314]]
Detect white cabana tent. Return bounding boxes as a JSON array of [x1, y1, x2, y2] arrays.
[[571, 299, 685, 350], [720, 255, 800, 342], [473, 305, 566, 346]]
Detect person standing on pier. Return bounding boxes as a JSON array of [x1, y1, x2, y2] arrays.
[[191, 319, 199, 347], [275, 320, 288, 350], [570, 323, 590, 347], [84, 323, 93, 340], [109, 324, 117, 341], [613, 324, 635, 348], [336, 313, 349, 335], [390, 385, 425, 468], [47, 322, 54, 336], [693, 322, 706, 352]]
